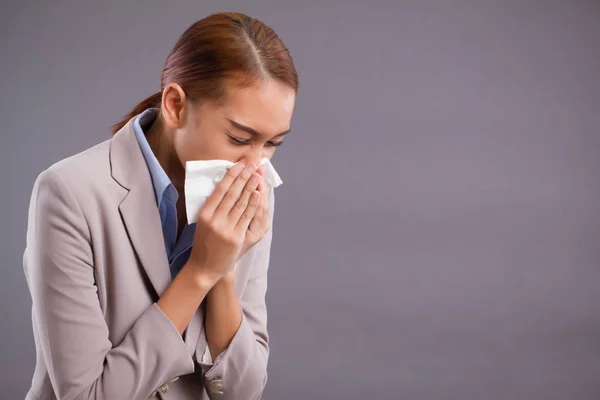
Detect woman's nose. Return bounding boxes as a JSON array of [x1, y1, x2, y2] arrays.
[[242, 150, 263, 168]]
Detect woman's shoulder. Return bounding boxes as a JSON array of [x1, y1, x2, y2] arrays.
[[32, 138, 120, 207], [47, 138, 110, 180]]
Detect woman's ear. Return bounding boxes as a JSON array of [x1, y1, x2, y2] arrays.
[[161, 83, 188, 129]]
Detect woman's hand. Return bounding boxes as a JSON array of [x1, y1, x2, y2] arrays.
[[239, 165, 271, 259], [185, 162, 262, 285]]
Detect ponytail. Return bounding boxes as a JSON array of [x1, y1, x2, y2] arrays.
[[110, 91, 162, 134]]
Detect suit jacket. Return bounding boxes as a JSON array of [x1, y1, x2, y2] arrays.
[[22, 117, 275, 400]]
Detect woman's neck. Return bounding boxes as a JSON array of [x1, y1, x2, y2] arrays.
[[145, 115, 185, 193]]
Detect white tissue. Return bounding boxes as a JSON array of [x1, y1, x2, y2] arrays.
[[184, 157, 282, 224]]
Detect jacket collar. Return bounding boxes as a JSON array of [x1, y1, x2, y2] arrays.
[[109, 117, 171, 298]]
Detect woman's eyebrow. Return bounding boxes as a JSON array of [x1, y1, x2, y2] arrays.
[[227, 118, 290, 137]]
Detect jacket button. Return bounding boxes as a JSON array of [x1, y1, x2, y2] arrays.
[[207, 378, 223, 394], [157, 383, 169, 394]]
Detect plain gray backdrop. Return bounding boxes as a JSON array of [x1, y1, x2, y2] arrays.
[[1, 0, 599, 399]]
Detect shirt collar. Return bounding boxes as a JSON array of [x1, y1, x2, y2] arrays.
[[132, 108, 177, 204]]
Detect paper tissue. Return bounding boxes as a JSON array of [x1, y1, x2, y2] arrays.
[[184, 157, 282, 224]]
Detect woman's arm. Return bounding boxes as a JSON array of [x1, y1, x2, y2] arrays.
[[24, 169, 215, 400], [199, 186, 274, 399], [204, 274, 243, 360]]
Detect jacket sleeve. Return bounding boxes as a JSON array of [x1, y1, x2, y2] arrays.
[[23, 169, 195, 400], [197, 188, 275, 400]]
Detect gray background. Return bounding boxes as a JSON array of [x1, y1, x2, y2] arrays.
[[1, 0, 599, 399]]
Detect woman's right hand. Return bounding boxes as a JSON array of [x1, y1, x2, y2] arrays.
[[185, 162, 262, 285]]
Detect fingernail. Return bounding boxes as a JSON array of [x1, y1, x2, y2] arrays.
[[246, 164, 256, 171]]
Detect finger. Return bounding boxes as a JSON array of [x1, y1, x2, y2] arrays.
[[234, 190, 261, 234], [259, 177, 270, 211], [259, 198, 270, 233], [201, 162, 246, 217], [248, 206, 263, 234], [227, 172, 260, 224], [249, 178, 268, 234], [214, 163, 257, 218]]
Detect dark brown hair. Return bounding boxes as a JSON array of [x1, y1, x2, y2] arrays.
[[110, 12, 298, 134]]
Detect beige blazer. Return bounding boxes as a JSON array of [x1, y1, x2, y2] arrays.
[[22, 117, 275, 400]]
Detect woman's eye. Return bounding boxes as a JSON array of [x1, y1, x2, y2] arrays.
[[230, 136, 250, 145], [230, 136, 284, 148]]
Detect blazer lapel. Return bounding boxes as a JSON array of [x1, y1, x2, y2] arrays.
[[109, 119, 171, 298]]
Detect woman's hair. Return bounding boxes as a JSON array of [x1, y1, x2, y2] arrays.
[[110, 12, 298, 134]]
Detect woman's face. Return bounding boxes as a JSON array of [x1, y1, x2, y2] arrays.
[[171, 78, 296, 169]]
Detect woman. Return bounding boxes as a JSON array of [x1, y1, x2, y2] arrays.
[[23, 12, 297, 400]]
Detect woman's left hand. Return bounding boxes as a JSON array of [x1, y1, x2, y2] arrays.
[[239, 165, 270, 259]]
